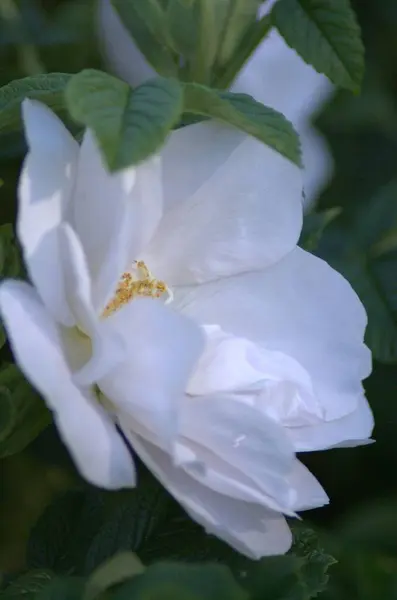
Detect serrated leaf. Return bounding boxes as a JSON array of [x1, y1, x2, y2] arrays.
[[291, 527, 336, 598], [183, 83, 301, 164], [0, 570, 53, 599], [66, 70, 183, 171], [112, 563, 248, 600], [28, 489, 105, 574], [316, 180, 397, 362], [0, 365, 51, 457], [272, 0, 364, 92], [112, 0, 177, 77], [84, 477, 168, 574], [0, 73, 71, 134]]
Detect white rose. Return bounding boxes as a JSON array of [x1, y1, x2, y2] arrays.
[[0, 100, 372, 559], [97, 0, 334, 204]]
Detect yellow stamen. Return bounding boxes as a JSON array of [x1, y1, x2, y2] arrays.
[[102, 261, 171, 318]]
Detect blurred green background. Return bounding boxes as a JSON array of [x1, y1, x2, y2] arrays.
[[0, 1, 397, 597]]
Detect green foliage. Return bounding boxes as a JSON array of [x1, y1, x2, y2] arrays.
[[111, 562, 248, 600], [66, 70, 183, 171], [0, 570, 53, 599], [0, 224, 22, 349], [166, 0, 199, 60], [0, 364, 51, 457], [0, 73, 71, 134], [217, 0, 262, 67], [84, 553, 145, 600], [316, 180, 397, 362], [183, 84, 302, 164], [271, 0, 364, 92]]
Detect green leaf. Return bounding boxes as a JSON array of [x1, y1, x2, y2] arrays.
[[0, 570, 53, 599], [183, 83, 301, 165], [84, 477, 168, 574], [247, 556, 304, 600], [166, 0, 199, 59], [112, 563, 248, 600], [233, 528, 335, 600], [66, 70, 183, 171], [191, 0, 218, 84], [111, 0, 177, 77], [0, 365, 51, 458], [84, 552, 144, 600], [291, 527, 336, 598], [316, 180, 397, 362], [28, 489, 106, 574], [218, 0, 262, 66], [0, 73, 71, 134], [271, 0, 364, 92]]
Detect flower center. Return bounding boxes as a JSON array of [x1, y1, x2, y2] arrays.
[[102, 261, 172, 318]]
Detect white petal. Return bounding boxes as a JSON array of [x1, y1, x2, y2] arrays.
[[58, 224, 124, 384], [299, 125, 334, 208], [98, 299, 204, 444], [176, 247, 372, 422], [173, 439, 294, 512], [160, 121, 246, 214], [287, 461, 329, 511], [288, 394, 374, 452], [145, 131, 303, 285], [232, 29, 334, 205], [0, 279, 135, 489], [180, 395, 297, 514], [188, 325, 323, 427], [18, 99, 79, 325], [71, 131, 162, 312], [125, 431, 293, 558], [232, 30, 332, 124], [98, 0, 155, 87]]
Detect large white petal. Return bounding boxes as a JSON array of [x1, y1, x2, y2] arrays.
[[0, 279, 135, 489], [232, 28, 334, 205], [58, 224, 124, 385], [144, 132, 303, 285], [176, 247, 372, 423], [124, 431, 293, 558], [160, 121, 246, 214], [188, 325, 323, 427], [287, 461, 329, 511], [233, 29, 332, 125], [288, 394, 374, 452], [180, 395, 297, 513], [98, 299, 204, 445], [18, 99, 79, 325], [71, 131, 162, 313]]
